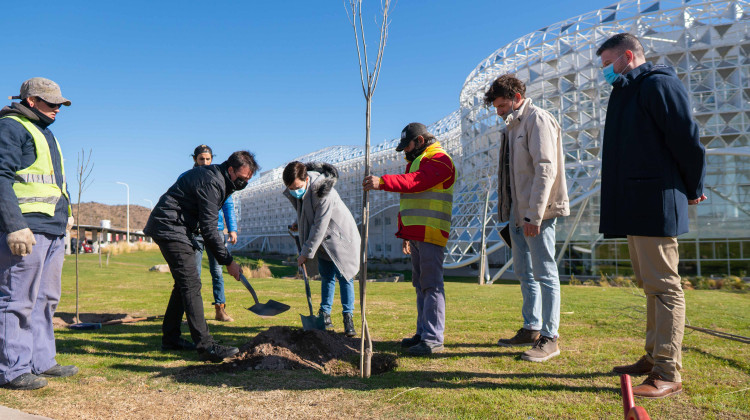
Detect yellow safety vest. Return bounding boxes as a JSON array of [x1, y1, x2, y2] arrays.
[[1, 115, 71, 217], [399, 143, 454, 235]]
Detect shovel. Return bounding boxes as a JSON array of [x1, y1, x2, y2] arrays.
[[288, 229, 326, 331], [238, 274, 290, 317]]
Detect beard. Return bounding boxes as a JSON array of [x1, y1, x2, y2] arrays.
[[405, 143, 429, 161]]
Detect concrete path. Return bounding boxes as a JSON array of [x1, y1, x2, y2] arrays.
[[0, 405, 52, 420]]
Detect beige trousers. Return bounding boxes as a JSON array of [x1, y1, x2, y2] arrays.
[[627, 235, 685, 382]]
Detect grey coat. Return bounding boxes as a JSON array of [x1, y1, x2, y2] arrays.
[[283, 162, 361, 280]]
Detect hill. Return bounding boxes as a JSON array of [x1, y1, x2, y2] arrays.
[[71, 202, 152, 232]]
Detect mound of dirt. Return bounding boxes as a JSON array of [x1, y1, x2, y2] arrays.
[[190, 326, 398, 376]]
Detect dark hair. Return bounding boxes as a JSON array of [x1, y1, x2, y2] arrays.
[[483, 74, 526, 106], [596, 33, 645, 57], [282, 161, 307, 187], [192, 144, 213, 158], [226, 151, 259, 174]]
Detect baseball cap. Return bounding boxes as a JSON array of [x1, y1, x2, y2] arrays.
[[10, 77, 71, 106], [396, 122, 430, 152]]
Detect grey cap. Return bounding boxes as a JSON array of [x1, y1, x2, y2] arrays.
[[10, 77, 71, 106]]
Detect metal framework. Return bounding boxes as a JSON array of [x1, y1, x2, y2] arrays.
[[233, 0, 750, 276]]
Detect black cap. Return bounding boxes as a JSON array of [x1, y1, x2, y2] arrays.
[[396, 122, 430, 152], [192, 144, 213, 157]]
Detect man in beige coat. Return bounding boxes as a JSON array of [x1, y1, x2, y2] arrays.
[[485, 74, 569, 362]]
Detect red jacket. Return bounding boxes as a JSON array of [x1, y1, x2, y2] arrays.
[[380, 142, 455, 246]]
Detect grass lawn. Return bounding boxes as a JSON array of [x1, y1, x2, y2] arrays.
[[0, 250, 748, 419]]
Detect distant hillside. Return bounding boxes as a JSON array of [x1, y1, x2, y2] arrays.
[[71, 202, 152, 232]]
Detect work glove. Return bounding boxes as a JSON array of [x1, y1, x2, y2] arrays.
[[67, 216, 75, 231], [7, 228, 36, 256]]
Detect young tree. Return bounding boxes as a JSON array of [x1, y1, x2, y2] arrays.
[[74, 149, 94, 324], [345, 0, 392, 378]]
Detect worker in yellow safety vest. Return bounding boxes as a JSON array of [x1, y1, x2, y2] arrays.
[[363, 122, 456, 356], [0, 77, 78, 390]]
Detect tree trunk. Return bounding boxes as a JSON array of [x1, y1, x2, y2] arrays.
[[359, 98, 373, 378]]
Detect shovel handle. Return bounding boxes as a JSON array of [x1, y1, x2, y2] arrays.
[[239, 274, 261, 305], [301, 264, 315, 317], [290, 229, 315, 317]]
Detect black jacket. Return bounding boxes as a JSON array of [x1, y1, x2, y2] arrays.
[[0, 103, 70, 236], [599, 62, 706, 238], [144, 162, 237, 265]]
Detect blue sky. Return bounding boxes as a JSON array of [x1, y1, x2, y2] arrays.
[[1, 0, 608, 207]]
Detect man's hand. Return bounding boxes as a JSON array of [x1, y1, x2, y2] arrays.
[[227, 231, 238, 244], [523, 222, 541, 238], [67, 216, 74, 231], [362, 175, 381, 191], [297, 255, 307, 266], [688, 194, 707, 205], [7, 228, 36, 256], [402, 240, 411, 255], [227, 261, 241, 281]]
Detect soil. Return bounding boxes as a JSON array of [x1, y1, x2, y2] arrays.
[[185, 326, 398, 376], [52, 312, 145, 328]]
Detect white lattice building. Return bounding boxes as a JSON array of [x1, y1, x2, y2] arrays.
[[234, 0, 750, 278]]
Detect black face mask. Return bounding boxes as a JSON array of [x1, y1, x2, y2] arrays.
[[233, 178, 248, 191], [405, 140, 428, 162]]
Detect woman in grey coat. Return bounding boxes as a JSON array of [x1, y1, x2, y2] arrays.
[[282, 161, 361, 336]]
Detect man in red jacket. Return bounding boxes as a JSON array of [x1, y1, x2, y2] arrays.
[[363, 122, 455, 355]]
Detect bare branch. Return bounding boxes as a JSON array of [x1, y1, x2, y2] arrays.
[[348, 0, 368, 97], [371, 0, 391, 93]]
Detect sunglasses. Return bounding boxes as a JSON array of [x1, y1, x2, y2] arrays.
[[38, 98, 62, 109]]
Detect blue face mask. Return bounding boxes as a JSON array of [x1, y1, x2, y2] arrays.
[[602, 54, 626, 85], [289, 187, 306, 199]]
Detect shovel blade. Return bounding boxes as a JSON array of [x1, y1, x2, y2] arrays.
[[247, 300, 290, 317], [68, 322, 102, 330], [300, 314, 327, 331]]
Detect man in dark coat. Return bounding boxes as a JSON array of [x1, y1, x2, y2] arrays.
[[597, 33, 706, 399], [144, 151, 258, 362]]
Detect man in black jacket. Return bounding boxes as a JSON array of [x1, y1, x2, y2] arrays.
[[144, 151, 258, 362], [597, 33, 706, 399]]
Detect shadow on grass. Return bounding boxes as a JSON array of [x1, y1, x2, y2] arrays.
[[165, 363, 621, 394], [683, 346, 750, 375], [55, 321, 620, 395]]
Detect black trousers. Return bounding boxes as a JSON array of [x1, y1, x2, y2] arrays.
[[155, 239, 213, 350]]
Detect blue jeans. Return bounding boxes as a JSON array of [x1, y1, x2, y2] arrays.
[[510, 217, 561, 338], [193, 232, 226, 305], [0, 233, 64, 384], [317, 258, 355, 314]]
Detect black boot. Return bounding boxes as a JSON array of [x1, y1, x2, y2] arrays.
[[343, 313, 356, 337], [318, 309, 333, 330]]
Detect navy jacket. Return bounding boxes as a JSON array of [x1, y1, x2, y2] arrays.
[[144, 163, 237, 265], [0, 103, 70, 236], [599, 62, 706, 238]]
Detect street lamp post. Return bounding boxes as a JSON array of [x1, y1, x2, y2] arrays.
[[116, 181, 130, 244]]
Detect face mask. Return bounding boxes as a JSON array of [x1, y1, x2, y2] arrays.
[[502, 98, 517, 119], [289, 187, 306, 199], [404, 139, 429, 161], [602, 54, 626, 85], [233, 178, 248, 190]]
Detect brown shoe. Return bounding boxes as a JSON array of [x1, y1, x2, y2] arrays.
[[521, 335, 560, 362], [613, 355, 654, 375], [214, 304, 234, 322], [632, 372, 682, 399], [497, 328, 540, 347]]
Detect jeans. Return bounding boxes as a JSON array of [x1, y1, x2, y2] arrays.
[[193, 233, 226, 305], [318, 257, 355, 314], [410, 240, 446, 345], [156, 239, 214, 350], [0, 233, 63, 384], [510, 217, 560, 339]]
